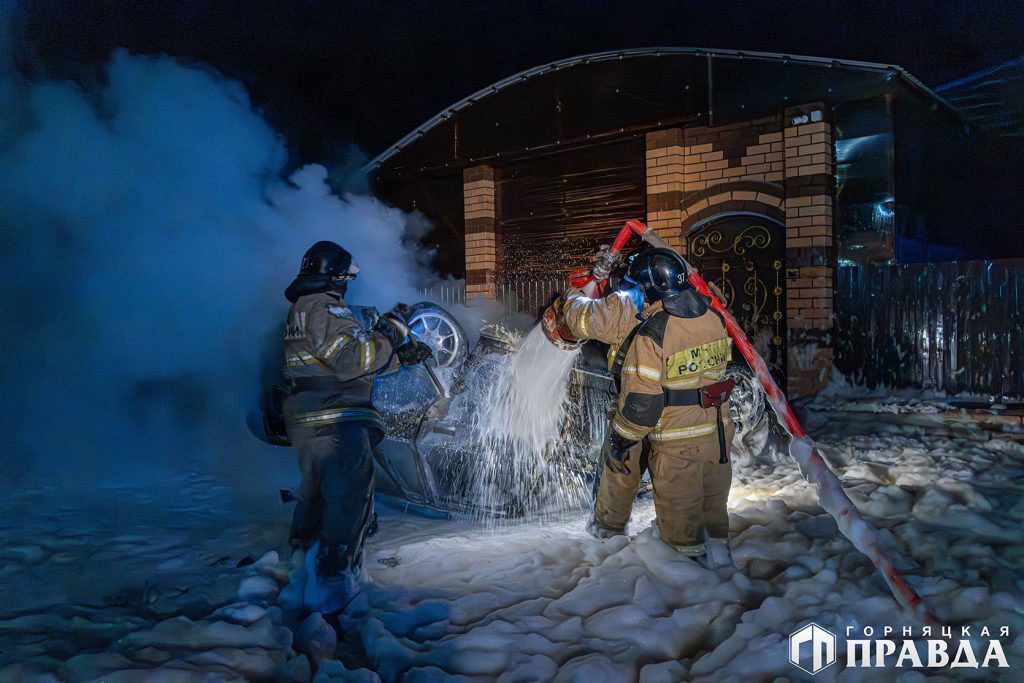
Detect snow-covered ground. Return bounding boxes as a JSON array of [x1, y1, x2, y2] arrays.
[[3, 412, 1024, 681]]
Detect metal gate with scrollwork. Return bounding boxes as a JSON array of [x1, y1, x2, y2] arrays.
[[687, 215, 787, 378]]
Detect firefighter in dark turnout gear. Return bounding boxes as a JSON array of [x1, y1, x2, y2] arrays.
[[281, 241, 425, 588]]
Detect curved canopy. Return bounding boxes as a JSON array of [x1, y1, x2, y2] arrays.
[[937, 56, 1024, 138], [367, 47, 955, 179]]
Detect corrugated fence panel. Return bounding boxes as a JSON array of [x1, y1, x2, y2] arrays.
[[498, 138, 647, 279], [835, 260, 1024, 398]]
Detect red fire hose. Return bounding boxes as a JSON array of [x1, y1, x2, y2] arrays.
[[542, 223, 637, 348], [575, 223, 635, 295], [622, 218, 935, 624]]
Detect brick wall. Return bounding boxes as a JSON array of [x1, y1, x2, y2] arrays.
[[786, 120, 835, 335], [645, 128, 686, 252], [782, 105, 836, 396], [643, 108, 837, 397], [645, 118, 789, 252], [464, 165, 497, 301], [683, 118, 786, 189]]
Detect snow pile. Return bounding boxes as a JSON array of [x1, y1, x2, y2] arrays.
[[4, 409, 1024, 680], [812, 369, 1020, 412], [0, 467, 314, 681], [335, 417, 1024, 679]]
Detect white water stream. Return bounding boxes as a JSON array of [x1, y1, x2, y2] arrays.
[[485, 326, 582, 454], [464, 325, 591, 519]]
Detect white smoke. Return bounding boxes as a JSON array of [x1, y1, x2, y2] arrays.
[[0, 41, 436, 494]]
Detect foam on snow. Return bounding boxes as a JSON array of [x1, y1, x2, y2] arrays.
[[3, 412, 1024, 681]]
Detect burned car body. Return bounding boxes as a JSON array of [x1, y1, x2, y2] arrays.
[[264, 302, 767, 517]]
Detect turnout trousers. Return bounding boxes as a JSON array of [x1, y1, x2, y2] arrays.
[[594, 420, 734, 553], [289, 423, 377, 553], [592, 435, 649, 533]]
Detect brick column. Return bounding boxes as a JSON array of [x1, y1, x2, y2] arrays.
[[464, 165, 497, 301], [645, 128, 686, 253], [782, 104, 836, 397]]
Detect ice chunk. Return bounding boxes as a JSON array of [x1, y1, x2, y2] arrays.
[[237, 575, 280, 601], [296, 612, 338, 666]]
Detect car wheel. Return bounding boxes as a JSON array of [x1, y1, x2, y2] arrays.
[[725, 361, 767, 434], [407, 302, 469, 370]]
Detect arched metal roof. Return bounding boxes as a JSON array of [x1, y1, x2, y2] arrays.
[[937, 56, 1024, 138], [365, 47, 958, 174]]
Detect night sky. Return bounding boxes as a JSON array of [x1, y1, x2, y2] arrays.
[[17, 0, 1024, 166]]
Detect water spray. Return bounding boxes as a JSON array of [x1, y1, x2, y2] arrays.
[[456, 325, 591, 522]]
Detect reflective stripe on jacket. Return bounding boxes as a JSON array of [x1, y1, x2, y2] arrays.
[[562, 289, 641, 369], [281, 291, 398, 432]]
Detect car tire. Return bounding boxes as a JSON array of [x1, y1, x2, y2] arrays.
[[725, 361, 768, 434], [407, 302, 469, 371]]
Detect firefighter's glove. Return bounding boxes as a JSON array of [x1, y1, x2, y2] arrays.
[[606, 431, 638, 475], [373, 315, 406, 349], [385, 303, 414, 323], [397, 340, 433, 366]]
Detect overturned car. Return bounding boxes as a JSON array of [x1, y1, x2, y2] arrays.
[[264, 302, 770, 518]]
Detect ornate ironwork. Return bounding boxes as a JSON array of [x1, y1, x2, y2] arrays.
[[690, 225, 772, 258], [687, 219, 786, 377]]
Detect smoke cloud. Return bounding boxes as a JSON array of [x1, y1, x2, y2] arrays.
[[0, 37, 437, 496]]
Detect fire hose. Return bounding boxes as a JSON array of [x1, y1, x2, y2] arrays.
[[541, 223, 637, 350], [548, 218, 937, 624]]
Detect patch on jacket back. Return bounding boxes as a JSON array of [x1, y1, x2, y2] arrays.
[[327, 305, 354, 319], [284, 311, 307, 339], [665, 338, 731, 377]]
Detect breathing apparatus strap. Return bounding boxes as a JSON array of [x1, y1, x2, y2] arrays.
[[714, 404, 728, 464], [611, 317, 652, 392]]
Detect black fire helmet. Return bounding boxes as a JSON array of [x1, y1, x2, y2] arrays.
[[626, 247, 691, 302], [298, 241, 358, 281]]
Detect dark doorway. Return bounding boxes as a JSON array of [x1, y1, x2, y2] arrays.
[[686, 213, 787, 378]]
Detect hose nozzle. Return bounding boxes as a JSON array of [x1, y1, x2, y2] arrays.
[[541, 296, 583, 351]]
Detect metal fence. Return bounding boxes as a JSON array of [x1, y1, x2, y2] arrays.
[[419, 280, 467, 309], [420, 262, 1024, 399], [419, 278, 565, 321], [834, 259, 1024, 399]]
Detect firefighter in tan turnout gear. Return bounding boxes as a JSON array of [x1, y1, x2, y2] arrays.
[[571, 248, 736, 566], [281, 240, 431, 606], [559, 267, 650, 540]]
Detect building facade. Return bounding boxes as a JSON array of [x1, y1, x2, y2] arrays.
[[369, 49, 1021, 398]]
